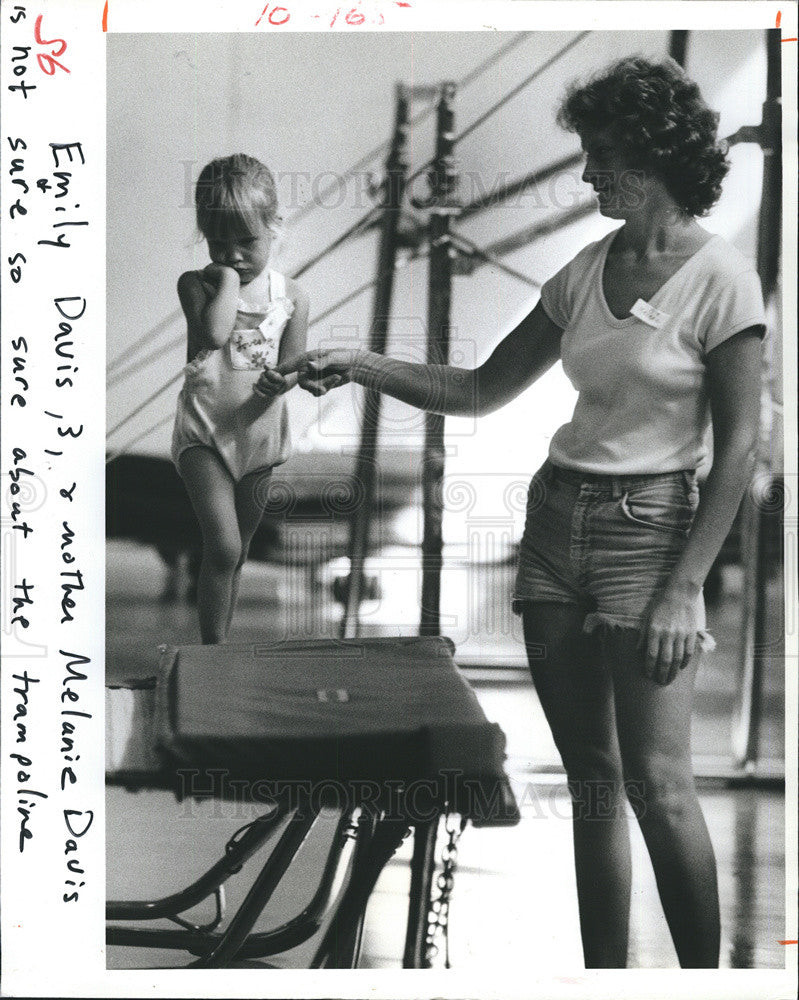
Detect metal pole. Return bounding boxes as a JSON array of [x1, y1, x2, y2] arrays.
[[756, 29, 782, 303], [402, 818, 439, 968], [420, 82, 459, 637], [196, 802, 318, 967], [669, 30, 690, 67], [457, 151, 583, 221], [732, 29, 782, 769], [340, 85, 410, 639]]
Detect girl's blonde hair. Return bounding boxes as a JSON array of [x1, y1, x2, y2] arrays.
[[195, 153, 282, 240]]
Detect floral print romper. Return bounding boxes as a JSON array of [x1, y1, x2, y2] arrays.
[[171, 269, 294, 480]]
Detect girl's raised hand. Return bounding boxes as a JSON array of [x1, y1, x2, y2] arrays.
[[202, 262, 240, 292]]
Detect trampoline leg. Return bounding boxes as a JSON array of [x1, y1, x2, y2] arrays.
[[332, 902, 367, 969], [403, 818, 438, 968], [311, 818, 408, 968], [348, 909, 367, 968], [320, 813, 373, 969], [195, 805, 317, 968]]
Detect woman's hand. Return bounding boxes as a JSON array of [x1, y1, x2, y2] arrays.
[[291, 348, 362, 396], [641, 582, 700, 685]]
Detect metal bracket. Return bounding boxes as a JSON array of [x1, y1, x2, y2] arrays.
[[406, 84, 443, 100], [726, 124, 763, 148], [167, 886, 226, 935]]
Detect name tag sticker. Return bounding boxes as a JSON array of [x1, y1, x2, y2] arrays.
[[630, 299, 671, 329]]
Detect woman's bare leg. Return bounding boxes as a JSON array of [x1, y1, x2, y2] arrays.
[[604, 629, 720, 967], [522, 603, 631, 968], [178, 447, 241, 644]]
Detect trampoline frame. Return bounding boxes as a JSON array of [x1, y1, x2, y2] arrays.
[[106, 785, 442, 968]]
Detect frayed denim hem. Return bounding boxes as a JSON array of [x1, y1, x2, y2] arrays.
[[582, 610, 716, 653], [511, 596, 581, 616], [511, 601, 716, 653]]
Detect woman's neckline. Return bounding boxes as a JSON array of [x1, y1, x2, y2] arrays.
[[598, 229, 720, 325]]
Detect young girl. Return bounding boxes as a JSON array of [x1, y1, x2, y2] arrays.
[[171, 153, 309, 643]]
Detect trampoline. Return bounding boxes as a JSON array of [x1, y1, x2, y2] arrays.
[[106, 636, 519, 968]]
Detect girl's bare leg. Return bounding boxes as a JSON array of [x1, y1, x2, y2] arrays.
[[604, 629, 720, 968], [225, 468, 274, 637], [178, 447, 241, 644], [522, 604, 631, 968]]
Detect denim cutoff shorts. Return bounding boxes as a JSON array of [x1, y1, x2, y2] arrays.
[[512, 459, 714, 648]]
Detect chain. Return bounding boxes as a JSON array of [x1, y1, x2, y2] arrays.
[[425, 812, 466, 968]]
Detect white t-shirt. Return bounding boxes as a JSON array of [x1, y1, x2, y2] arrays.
[[539, 229, 766, 474]]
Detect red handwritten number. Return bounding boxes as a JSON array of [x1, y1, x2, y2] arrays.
[[34, 14, 70, 75], [268, 6, 290, 25], [255, 4, 290, 26], [331, 6, 367, 26]]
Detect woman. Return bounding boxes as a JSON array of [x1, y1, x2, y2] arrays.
[[284, 57, 766, 968]]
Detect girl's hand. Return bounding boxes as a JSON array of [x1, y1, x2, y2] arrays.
[[202, 262, 240, 292], [640, 582, 700, 686], [254, 367, 289, 400], [292, 348, 361, 396]]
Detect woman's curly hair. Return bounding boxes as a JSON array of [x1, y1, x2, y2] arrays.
[[557, 57, 729, 217]]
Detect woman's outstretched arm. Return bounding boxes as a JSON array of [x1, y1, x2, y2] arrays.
[[281, 300, 563, 417]]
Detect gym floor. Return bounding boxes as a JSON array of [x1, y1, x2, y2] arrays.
[[106, 536, 787, 970]]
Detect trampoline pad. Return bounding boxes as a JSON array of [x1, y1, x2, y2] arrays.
[[154, 637, 511, 793]]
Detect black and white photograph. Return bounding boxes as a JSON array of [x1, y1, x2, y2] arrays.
[[1, 2, 797, 997]]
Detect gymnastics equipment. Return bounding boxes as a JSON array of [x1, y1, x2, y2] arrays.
[[419, 81, 460, 638], [106, 636, 519, 968], [730, 28, 784, 771], [339, 85, 411, 638], [105, 29, 785, 779]]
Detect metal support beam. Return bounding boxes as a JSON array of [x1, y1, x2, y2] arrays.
[[402, 818, 438, 968], [732, 29, 782, 771], [340, 85, 410, 638], [756, 29, 782, 304], [457, 152, 584, 222], [420, 82, 459, 637], [669, 30, 690, 67]]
